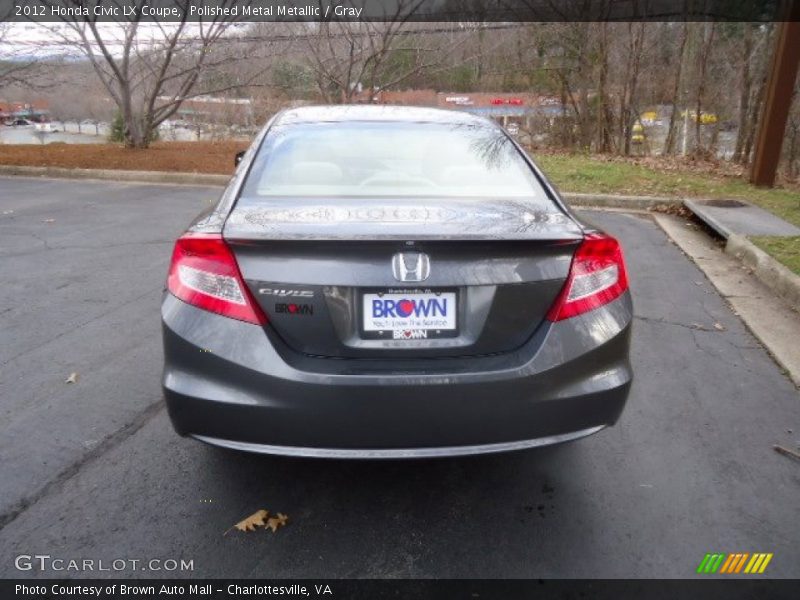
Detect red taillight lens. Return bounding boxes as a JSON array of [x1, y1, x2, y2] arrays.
[[167, 233, 267, 325], [546, 233, 629, 322]]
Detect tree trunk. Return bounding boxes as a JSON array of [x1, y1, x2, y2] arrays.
[[740, 25, 774, 165], [621, 23, 645, 156], [709, 119, 721, 156], [476, 26, 484, 89], [664, 23, 689, 156], [732, 24, 754, 162], [574, 23, 592, 151], [743, 73, 768, 164], [596, 22, 612, 153], [693, 23, 716, 157], [558, 79, 571, 147], [124, 112, 147, 148], [786, 118, 798, 180]]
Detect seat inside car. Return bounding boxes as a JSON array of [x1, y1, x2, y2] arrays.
[[289, 161, 344, 185]]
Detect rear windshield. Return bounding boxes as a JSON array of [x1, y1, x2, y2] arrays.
[[239, 121, 550, 200]]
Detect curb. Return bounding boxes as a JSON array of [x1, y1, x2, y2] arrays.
[[0, 164, 230, 187], [654, 214, 800, 387], [683, 198, 732, 238], [725, 234, 800, 311], [684, 197, 800, 239], [562, 192, 681, 210]]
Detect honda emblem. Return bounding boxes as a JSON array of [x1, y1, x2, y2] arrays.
[[392, 252, 430, 282]]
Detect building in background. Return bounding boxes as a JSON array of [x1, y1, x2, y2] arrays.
[[0, 100, 50, 124]]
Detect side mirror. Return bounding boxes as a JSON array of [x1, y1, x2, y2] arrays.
[[234, 150, 246, 167]]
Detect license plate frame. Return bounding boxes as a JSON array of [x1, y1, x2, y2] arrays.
[[360, 288, 459, 340]]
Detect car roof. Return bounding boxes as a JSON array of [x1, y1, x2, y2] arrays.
[[272, 104, 496, 127]]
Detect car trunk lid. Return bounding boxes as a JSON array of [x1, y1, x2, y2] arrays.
[[224, 197, 582, 358]]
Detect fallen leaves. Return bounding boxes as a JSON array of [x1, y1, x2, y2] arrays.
[[266, 513, 289, 533], [231, 509, 268, 533], [65, 372, 78, 384], [226, 509, 288, 536], [649, 203, 694, 219], [0, 140, 247, 175]]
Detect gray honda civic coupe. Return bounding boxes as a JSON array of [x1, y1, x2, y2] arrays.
[[161, 105, 632, 458]]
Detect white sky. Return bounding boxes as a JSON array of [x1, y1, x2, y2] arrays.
[[0, 21, 248, 59], [1, 22, 71, 57], [2, 22, 127, 58]]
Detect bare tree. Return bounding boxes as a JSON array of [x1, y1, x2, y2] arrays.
[[662, 22, 689, 156], [732, 24, 773, 164], [691, 22, 716, 156], [731, 24, 755, 162], [618, 22, 646, 155], [784, 79, 800, 180], [39, 0, 263, 147], [0, 23, 36, 88], [0, 16, 56, 91], [595, 21, 614, 153], [545, 22, 594, 150], [302, 1, 456, 103]]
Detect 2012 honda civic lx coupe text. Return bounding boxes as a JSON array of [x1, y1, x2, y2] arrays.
[[161, 105, 633, 458]]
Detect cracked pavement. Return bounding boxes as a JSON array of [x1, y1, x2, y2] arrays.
[[0, 177, 798, 578]]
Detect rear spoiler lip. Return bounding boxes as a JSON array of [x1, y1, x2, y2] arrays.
[[223, 197, 584, 242]]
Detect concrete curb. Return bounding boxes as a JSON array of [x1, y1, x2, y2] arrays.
[[0, 164, 230, 187], [654, 214, 800, 387], [726, 234, 800, 311], [684, 197, 800, 238], [562, 192, 681, 210], [683, 197, 733, 238]]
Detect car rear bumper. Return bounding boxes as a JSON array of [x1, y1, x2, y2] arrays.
[[190, 425, 607, 458], [162, 292, 632, 457]]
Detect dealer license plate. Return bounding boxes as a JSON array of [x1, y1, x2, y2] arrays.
[[361, 290, 457, 339]]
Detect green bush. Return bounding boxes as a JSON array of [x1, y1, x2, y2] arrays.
[[109, 113, 125, 143], [108, 113, 159, 144]]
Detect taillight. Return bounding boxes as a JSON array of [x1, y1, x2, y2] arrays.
[[546, 233, 629, 321], [167, 232, 267, 325]]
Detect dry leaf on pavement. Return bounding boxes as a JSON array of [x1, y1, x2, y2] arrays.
[[65, 372, 78, 384], [266, 513, 288, 533], [227, 509, 269, 535]]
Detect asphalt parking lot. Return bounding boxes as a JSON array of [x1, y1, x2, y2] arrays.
[[0, 176, 798, 579]]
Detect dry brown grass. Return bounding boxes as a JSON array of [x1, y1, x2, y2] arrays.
[[0, 141, 249, 175]]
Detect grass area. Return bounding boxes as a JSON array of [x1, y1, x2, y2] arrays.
[[535, 153, 800, 229], [750, 236, 800, 276], [533, 153, 800, 279]]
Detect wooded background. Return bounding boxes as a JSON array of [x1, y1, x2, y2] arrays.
[[1, 10, 798, 179]]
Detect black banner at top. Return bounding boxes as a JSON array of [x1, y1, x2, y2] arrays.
[[1, 0, 793, 23]]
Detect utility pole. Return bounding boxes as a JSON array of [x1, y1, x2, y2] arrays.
[[750, 1, 800, 187]]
